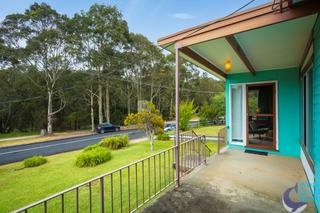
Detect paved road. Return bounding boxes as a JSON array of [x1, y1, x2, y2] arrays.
[[0, 129, 145, 165]]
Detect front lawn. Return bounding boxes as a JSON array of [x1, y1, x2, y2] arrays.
[[167, 125, 224, 136], [193, 125, 224, 136], [0, 141, 217, 212]]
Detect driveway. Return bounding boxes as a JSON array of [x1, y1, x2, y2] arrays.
[[0, 129, 145, 165]]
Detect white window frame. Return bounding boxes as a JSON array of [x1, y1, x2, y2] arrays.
[[229, 80, 279, 150]]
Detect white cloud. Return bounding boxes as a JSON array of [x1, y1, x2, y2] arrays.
[[170, 13, 195, 20]]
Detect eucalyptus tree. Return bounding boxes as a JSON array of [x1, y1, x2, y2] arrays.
[[0, 3, 71, 134], [127, 33, 163, 109], [71, 4, 129, 124]]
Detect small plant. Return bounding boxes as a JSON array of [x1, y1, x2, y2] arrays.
[[99, 134, 129, 150], [156, 133, 170, 141], [76, 146, 111, 168], [23, 156, 47, 168]]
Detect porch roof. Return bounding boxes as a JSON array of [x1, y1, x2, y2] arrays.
[[157, 1, 320, 80]]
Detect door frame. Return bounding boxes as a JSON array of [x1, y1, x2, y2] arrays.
[[229, 80, 279, 150], [246, 82, 277, 151]]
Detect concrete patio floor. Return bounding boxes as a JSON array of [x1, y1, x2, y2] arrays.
[[142, 149, 317, 213]]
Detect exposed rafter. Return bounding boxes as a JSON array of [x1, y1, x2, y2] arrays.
[[226, 35, 256, 75], [179, 47, 227, 79]]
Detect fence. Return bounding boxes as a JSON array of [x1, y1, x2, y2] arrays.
[[13, 135, 210, 213]]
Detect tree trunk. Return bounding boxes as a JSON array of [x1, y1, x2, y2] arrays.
[[90, 91, 95, 132], [47, 90, 53, 134], [169, 91, 173, 119], [150, 80, 154, 102], [127, 95, 131, 115], [98, 84, 103, 124], [105, 85, 110, 123], [150, 134, 154, 151]]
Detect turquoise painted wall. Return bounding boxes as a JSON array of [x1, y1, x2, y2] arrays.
[[312, 15, 320, 210], [225, 68, 301, 157]]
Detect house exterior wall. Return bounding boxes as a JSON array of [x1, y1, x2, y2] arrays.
[[225, 68, 301, 157], [312, 15, 320, 210]]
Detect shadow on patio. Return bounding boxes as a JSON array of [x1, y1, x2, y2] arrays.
[[142, 149, 316, 213]]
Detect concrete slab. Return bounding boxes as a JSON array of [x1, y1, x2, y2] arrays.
[[142, 149, 317, 213]]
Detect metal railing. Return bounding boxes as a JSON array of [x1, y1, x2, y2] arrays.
[[217, 127, 227, 154], [180, 130, 212, 157], [13, 135, 209, 213]]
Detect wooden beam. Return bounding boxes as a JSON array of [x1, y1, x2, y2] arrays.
[[180, 47, 227, 79], [299, 32, 313, 70], [159, 1, 320, 48], [300, 53, 313, 78], [226, 35, 256, 75]]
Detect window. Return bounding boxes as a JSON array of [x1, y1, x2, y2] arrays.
[[231, 85, 243, 144], [302, 69, 314, 161]]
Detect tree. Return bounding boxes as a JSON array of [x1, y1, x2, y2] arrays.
[[0, 2, 225, 134], [70, 5, 129, 124], [0, 3, 70, 134], [179, 100, 197, 131], [124, 102, 164, 151], [199, 93, 225, 121]]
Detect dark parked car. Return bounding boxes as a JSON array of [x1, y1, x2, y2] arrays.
[[96, 123, 120, 133]]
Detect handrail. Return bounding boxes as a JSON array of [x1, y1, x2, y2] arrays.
[[179, 129, 213, 156]]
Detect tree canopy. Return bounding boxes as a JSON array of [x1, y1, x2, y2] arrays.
[[0, 2, 225, 134]]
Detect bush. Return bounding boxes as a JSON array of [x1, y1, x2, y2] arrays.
[[157, 127, 164, 135], [76, 146, 111, 167], [24, 156, 47, 168], [99, 134, 129, 150], [156, 133, 170, 141], [83, 144, 100, 152], [179, 101, 197, 131]]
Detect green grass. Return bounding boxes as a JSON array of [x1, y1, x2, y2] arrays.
[[168, 125, 224, 136], [0, 131, 38, 139], [193, 125, 224, 136], [0, 141, 217, 212]]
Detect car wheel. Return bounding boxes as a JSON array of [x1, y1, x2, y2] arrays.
[[101, 129, 105, 134]]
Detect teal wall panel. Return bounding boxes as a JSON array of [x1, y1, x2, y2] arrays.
[[312, 15, 320, 211], [225, 68, 301, 157]]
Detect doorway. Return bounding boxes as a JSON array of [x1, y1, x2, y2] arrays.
[[246, 83, 276, 150]]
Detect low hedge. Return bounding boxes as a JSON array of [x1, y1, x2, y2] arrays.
[[76, 146, 111, 168], [99, 134, 129, 150], [83, 144, 100, 152], [156, 133, 170, 141], [24, 156, 47, 168]]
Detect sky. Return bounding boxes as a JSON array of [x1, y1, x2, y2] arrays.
[[0, 0, 270, 44]]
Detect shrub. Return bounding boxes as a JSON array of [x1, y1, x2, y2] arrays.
[[23, 156, 47, 168], [83, 144, 100, 152], [156, 133, 170, 141], [99, 134, 129, 150], [157, 127, 164, 135], [179, 101, 198, 131], [76, 146, 111, 167]]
